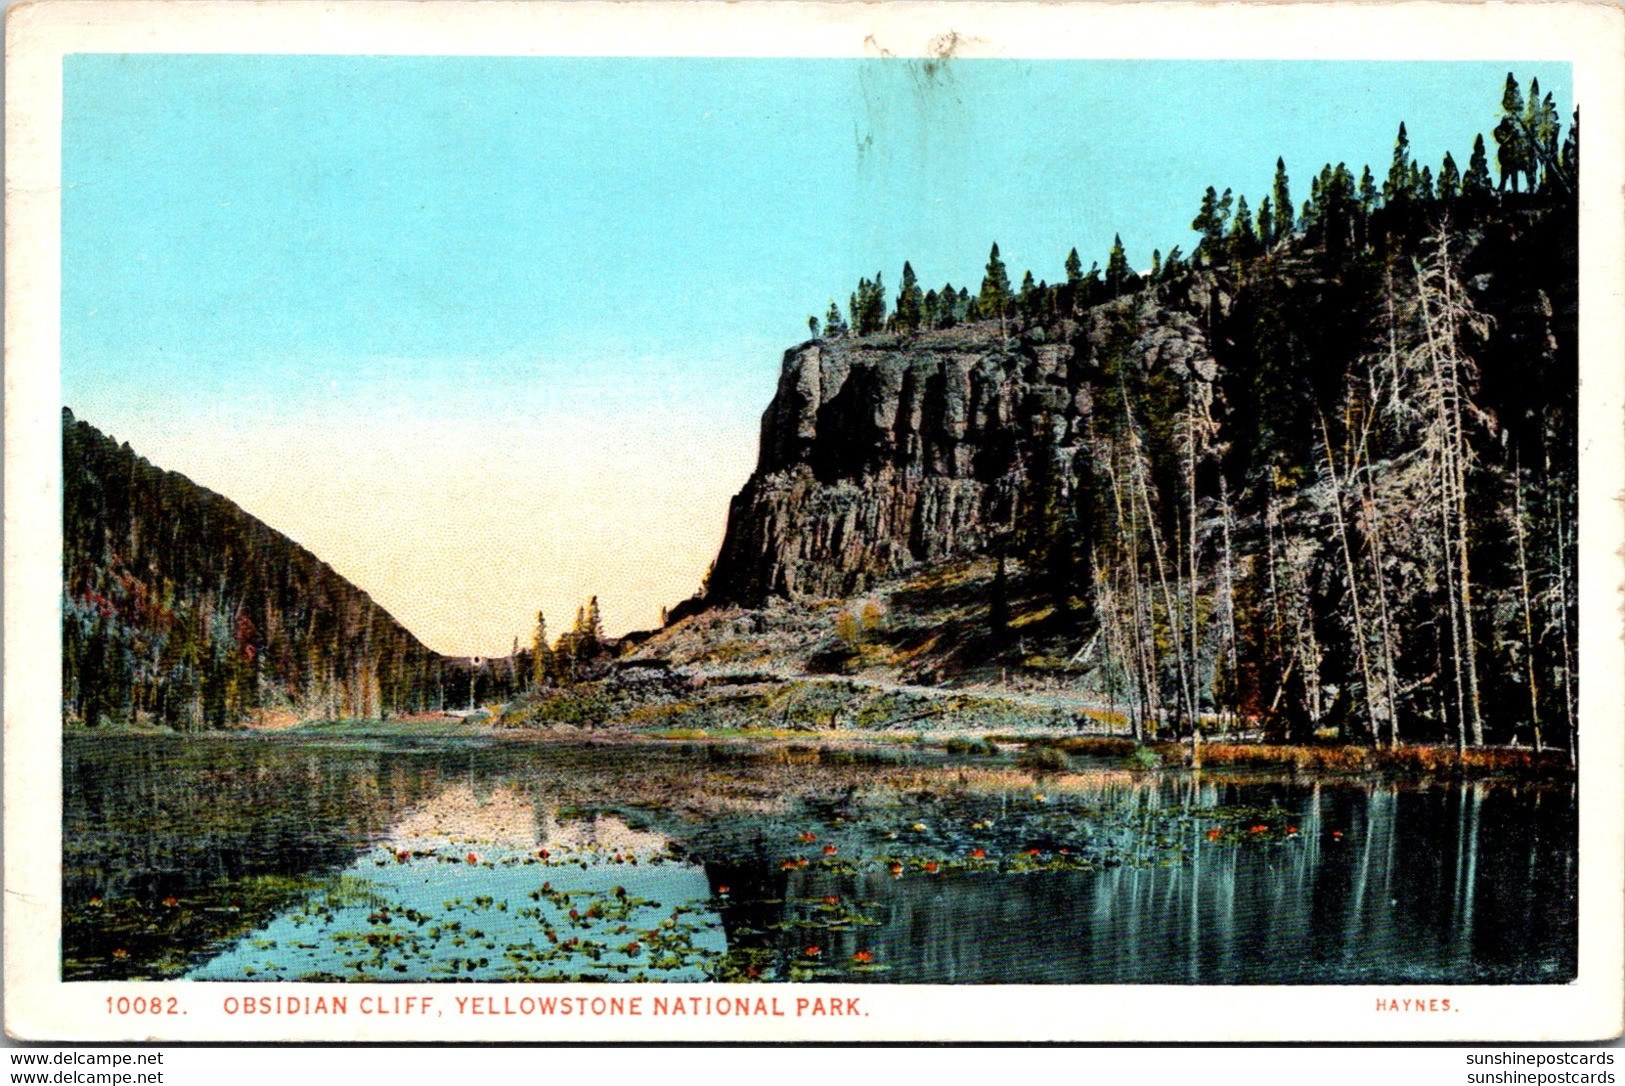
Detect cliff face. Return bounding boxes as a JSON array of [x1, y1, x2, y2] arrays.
[[707, 300, 1218, 605], [62, 410, 453, 727]]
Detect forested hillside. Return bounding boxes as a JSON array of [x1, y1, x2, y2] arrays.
[[62, 411, 452, 728], [705, 75, 1578, 754]]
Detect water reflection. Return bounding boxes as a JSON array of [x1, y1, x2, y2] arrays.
[[63, 736, 1576, 984]]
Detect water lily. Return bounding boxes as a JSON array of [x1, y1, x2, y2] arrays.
[[717, 885, 730, 895], [911, 822, 926, 832], [1206, 828, 1223, 842], [822, 845, 838, 855], [1027, 848, 1042, 857], [111, 949, 129, 959], [162, 896, 179, 907], [971, 848, 987, 859], [804, 945, 821, 957], [465, 851, 480, 864], [924, 861, 939, 874], [799, 832, 818, 843], [822, 895, 841, 906], [87, 896, 102, 907], [888, 863, 904, 878], [851, 950, 874, 963], [536, 848, 550, 860]]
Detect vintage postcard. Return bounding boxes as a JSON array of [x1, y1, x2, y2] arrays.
[[5, 0, 1623, 1044]]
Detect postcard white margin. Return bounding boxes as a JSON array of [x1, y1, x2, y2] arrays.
[[5, 0, 1623, 1044]]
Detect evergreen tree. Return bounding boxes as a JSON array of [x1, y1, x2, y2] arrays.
[[850, 273, 887, 335], [808, 315, 820, 337], [1271, 157, 1294, 241], [895, 261, 924, 331], [979, 243, 1012, 323], [1560, 107, 1579, 184], [1256, 197, 1275, 252], [1495, 72, 1527, 192], [823, 300, 849, 337], [1064, 247, 1084, 286], [1464, 133, 1494, 198], [1018, 269, 1039, 314], [1105, 234, 1131, 295], [1228, 195, 1258, 259], [1437, 151, 1461, 202], [1191, 186, 1232, 263], [1358, 165, 1379, 213], [530, 610, 551, 688], [1150, 248, 1163, 281], [1384, 122, 1414, 203]]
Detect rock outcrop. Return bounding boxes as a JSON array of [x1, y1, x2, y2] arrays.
[[707, 299, 1220, 605]]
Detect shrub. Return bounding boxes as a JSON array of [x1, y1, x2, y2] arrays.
[[1015, 745, 1071, 773]]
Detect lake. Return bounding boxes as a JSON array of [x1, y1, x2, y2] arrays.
[[62, 733, 1576, 984]]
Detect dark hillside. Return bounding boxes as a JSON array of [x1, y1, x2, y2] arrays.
[[62, 410, 453, 728]]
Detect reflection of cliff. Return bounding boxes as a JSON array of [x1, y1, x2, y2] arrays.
[[775, 781, 1574, 984], [62, 410, 454, 727]]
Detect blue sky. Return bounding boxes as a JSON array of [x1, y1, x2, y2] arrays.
[[61, 56, 1572, 653]]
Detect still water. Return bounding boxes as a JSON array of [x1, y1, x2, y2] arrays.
[[63, 734, 1576, 984]]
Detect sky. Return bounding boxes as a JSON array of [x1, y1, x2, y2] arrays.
[[61, 57, 1572, 656]]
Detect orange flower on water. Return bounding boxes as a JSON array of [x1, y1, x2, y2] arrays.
[[888, 863, 903, 877], [1287, 825, 1299, 836], [799, 832, 818, 843], [717, 885, 730, 895], [822, 895, 841, 906], [851, 950, 874, 963], [466, 851, 480, 864], [822, 844, 838, 856], [88, 896, 102, 907], [1027, 848, 1042, 856], [111, 949, 129, 959], [1249, 825, 1267, 834], [1206, 828, 1223, 842], [537, 848, 550, 860], [1332, 830, 1344, 839], [797, 857, 810, 867], [395, 848, 410, 862], [971, 848, 987, 859], [162, 896, 179, 908], [804, 945, 822, 957], [924, 861, 939, 874]]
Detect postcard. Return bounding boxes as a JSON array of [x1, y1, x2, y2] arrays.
[[5, 0, 1623, 1044]]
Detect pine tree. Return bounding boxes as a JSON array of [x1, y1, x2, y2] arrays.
[[530, 610, 551, 688], [1464, 134, 1493, 198], [895, 261, 924, 331], [1064, 247, 1084, 286], [808, 315, 821, 337], [823, 300, 849, 337], [979, 243, 1011, 324], [1271, 157, 1293, 241], [1191, 186, 1231, 263], [1384, 122, 1414, 203], [1256, 197, 1275, 252], [1358, 165, 1379, 213], [1495, 72, 1527, 192], [1228, 195, 1258, 259], [1437, 151, 1461, 202], [1149, 248, 1163, 281], [1560, 107, 1579, 183], [1105, 234, 1131, 295]]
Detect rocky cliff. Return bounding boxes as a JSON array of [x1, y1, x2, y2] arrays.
[[706, 297, 1218, 606]]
